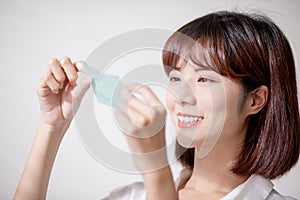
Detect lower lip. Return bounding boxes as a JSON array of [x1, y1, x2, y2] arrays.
[[178, 120, 201, 128]]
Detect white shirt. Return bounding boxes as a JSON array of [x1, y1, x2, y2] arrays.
[[102, 172, 297, 200]]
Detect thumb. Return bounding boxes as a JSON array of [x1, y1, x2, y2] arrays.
[[74, 61, 91, 75], [72, 74, 92, 114]]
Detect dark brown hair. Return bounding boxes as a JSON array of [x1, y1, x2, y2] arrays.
[[162, 11, 300, 179]]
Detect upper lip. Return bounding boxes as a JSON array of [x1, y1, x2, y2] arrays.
[[177, 112, 203, 118]]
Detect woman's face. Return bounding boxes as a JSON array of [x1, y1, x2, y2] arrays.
[[165, 61, 248, 155]]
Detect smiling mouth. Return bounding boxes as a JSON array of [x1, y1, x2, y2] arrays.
[[177, 113, 204, 128]]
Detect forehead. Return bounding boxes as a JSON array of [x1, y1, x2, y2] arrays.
[[162, 34, 222, 75], [164, 54, 219, 76], [169, 59, 209, 72]]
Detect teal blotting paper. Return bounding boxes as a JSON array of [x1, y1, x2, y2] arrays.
[[85, 64, 124, 108]]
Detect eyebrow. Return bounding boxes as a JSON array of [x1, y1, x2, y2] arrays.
[[192, 63, 212, 71], [165, 62, 219, 76], [193, 66, 222, 79], [168, 66, 219, 78]]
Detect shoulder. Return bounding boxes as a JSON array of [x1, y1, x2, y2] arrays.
[[266, 189, 298, 200], [235, 174, 298, 200], [101, 181, 146, 200]]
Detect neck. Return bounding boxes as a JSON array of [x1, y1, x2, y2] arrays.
[[185, 133, 249, 196]]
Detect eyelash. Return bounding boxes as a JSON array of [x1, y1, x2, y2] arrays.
[[198, 77, 209, 82], [169, 77, 181, 82], [169, 76, 211, 83]]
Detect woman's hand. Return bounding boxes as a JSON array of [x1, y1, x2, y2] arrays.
[[114, 84, 167, 171], [37, 57, 91, 131], [114, 84, 178, 200], [14, 57, 91, 200]]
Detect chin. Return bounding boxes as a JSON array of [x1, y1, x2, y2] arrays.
[[176, 132, 202, 148]]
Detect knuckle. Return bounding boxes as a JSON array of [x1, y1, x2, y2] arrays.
[[48, 57, 58, 68], [158, 106, 167, 115], [48, 57, 58, 64], [36, 86, 41, 96], [50, 70, 65, 82], [69, 73, 78, 82], [138, 116, 150, 127], [141, 85, 151, 92], [51, 81, 59, 89], [44, 72, 52, 81], [56, 75, 65, 82], [60, 56, 71, 64]]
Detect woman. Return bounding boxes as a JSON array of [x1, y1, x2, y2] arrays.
[[14, 11, 299, 200]]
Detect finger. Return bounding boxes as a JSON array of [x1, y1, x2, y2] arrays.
[[128, 84, 161, 106], [116, 97, 151, 129], [127, 94, 151, 113], [127, 104, 151, 127], [114, 107, 148, 138], [122, 85, 155, 121], [74, 61, 95, 84], [116, 105, 162, 139], [48, 58, 66, 89], [37, 73, 51, 97], [60, 71, 93, 118], [71, 75, 92, 113], [60, 57, 78, 86], [114, 109, 136, 136], [74, 61, 88, 74], [45, 73, 60, 94]]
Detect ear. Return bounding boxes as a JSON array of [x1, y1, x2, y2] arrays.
[[246, 85, 268, 115]]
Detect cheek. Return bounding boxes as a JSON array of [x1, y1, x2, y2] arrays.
[[200, 83, 230, 115], [210, 92, 226, 113], [213, 82, 244, 137], [195, 87, 215, 112]]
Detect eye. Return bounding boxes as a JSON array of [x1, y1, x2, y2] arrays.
[[169, 76, 181, 82], [198, 77, 209, 82]]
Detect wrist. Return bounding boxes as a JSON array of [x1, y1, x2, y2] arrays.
[[132, 148, 168, 173], [142, 166, 178, 200], [142, 166, 173, 182], [37, 117, 71, 141]]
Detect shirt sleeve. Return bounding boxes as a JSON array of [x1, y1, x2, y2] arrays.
[[101, 182, 146, 200]]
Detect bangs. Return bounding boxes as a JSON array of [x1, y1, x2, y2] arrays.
[[162, 31, 196, 74], [162, 14, 241, 78], [162, 28, 229, 76]]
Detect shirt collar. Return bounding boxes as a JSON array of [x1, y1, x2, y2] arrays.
[[222, 174, 274, 200], [176, 169, 274, 200]]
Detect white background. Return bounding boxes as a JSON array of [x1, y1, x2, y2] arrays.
[[1, 0, 299, 199]]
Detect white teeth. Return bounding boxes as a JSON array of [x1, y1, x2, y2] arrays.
[[178, 115, 203, 123], [184, 116, 189, 122]]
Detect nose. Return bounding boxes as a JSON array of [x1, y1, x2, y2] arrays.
[[172, 78, 197, 106]]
